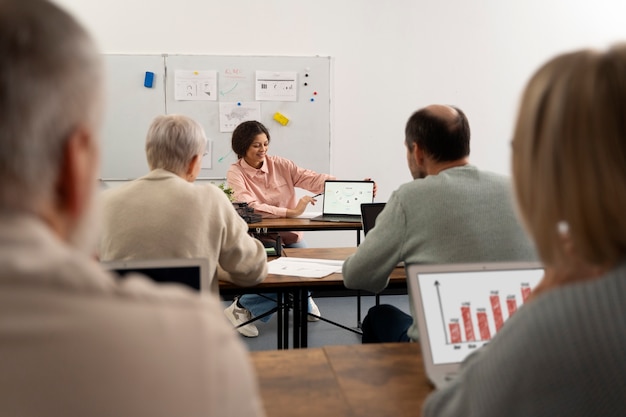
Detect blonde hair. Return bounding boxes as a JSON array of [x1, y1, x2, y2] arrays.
[[145, 115, 207, 175], [512, 44, 626, 266]]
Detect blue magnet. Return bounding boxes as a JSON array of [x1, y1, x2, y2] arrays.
[[310, 98, 315, 102], [144, 71, 155, 88]]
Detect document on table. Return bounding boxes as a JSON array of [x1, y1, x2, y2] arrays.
[[268, 257, 344, 278]]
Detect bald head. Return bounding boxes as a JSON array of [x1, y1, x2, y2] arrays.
[[424, 104, 460, 120], [404, 104, 470, 162]]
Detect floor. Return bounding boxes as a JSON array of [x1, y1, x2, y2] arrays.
[[223, 292, 411, 351]]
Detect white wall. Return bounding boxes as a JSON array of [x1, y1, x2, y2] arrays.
[[58, 0, 626, 247]]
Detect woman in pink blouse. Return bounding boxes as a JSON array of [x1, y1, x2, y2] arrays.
[[227, 120, 335, 246], [223, 120, 333, 337]]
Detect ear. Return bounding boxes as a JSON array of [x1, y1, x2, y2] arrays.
[[55, 126, 97, 222], [185, 154, 201, 182], [410, 141, 424, 164]]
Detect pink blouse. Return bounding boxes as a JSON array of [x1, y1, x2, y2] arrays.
[[227, 155, 334, 243]]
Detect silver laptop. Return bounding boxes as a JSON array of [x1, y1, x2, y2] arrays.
[[406, 262, 544, 388], [310, 180, 375, 223], [101, 257, 215, 294]]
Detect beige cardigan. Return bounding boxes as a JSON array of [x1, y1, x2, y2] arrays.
[[99, 169, 267, 292]]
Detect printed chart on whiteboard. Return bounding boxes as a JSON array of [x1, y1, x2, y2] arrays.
[[418, 268, 544, 364]]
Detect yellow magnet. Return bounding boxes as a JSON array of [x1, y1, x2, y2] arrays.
[[273, 112, 289, 126]]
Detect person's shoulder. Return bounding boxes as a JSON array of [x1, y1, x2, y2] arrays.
[[196, 181, 233, 202], [395, 177, 437, 195], [456, 165, 508, 182], [228, 159, 244, 172], [443, 165, 512, 189], [10, 250, 205, 309], [475, 167, 510, 182], [101, 178, 137, 199], [1, 217, 217, 316], [266, 154, 294, 166], [514, 265, 626, 342], [102, 171, 166, 198]]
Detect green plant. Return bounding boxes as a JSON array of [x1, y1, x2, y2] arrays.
[[218, 183, 235, 202]]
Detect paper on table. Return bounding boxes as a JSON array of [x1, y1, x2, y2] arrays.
[[268, 257, 344, 278]]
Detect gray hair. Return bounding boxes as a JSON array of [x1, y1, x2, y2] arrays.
[[145, 115, 207, 175], [0, 0, 103, 212]]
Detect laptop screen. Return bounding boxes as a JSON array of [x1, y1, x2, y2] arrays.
[[322, 180, 374, 215], [360, 202, 386, 235], [102, 258, 210, 293], [409, 263, 543, 366]]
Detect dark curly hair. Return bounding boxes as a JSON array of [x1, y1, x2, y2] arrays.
[[231, 121, 270, 158]]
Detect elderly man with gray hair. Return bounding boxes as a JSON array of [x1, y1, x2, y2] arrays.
[[0, 1, 266, 416], [100, 114, 267, 291]]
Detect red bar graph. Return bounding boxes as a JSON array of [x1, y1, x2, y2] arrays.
[[461, 303, 476, 342], [506, 295, 517, 316], [490, 291, 504, 331], [449, 319, 462, 344], [444, 279, 541, 345], [476, 308, 491, 341], [521, 283, 531, 302]]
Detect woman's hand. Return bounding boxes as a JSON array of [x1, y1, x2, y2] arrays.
[[365, 177, 378, 198], [286, 195, 318, 218]]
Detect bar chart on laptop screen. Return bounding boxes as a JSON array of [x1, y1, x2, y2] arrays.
[[418, 269, 543, 364]]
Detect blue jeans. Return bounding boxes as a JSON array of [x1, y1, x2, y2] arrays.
[[239, 239, 313, 322], [361, 304, 412, 343]]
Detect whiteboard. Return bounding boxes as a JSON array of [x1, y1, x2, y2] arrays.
[[101, 54, 331, 181], [101, 55, 166, 180]]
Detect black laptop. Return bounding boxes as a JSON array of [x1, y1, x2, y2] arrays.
[[360, 202, 386, 235], [101, 258, 213, 293]]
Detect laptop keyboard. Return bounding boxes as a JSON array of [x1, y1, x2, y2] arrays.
[[315, 215, 361, 223]]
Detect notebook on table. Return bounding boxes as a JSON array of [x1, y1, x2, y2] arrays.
[[310, 180, 375, 223], [405, 262, 544, 389], [101, 257, 214, 294]]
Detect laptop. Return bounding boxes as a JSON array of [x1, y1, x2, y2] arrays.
[[361, 202, 403, 268], [101, 257, 215, 294], [406, 262, 544, 388], [310, 180, 375, 223], [360, 202, 386, 236]]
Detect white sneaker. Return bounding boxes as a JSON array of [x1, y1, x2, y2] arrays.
[[308, 297, 321, 322], [224, 299, 259, 337]]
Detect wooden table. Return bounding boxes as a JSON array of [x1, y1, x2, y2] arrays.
[[249, 217, 364, 232], [220, 247, 406, 349], [251, 343, 434, 417], [249, 217, 364, 248]]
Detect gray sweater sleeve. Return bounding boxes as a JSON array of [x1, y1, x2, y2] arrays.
[[342, 191, 407, 293]]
